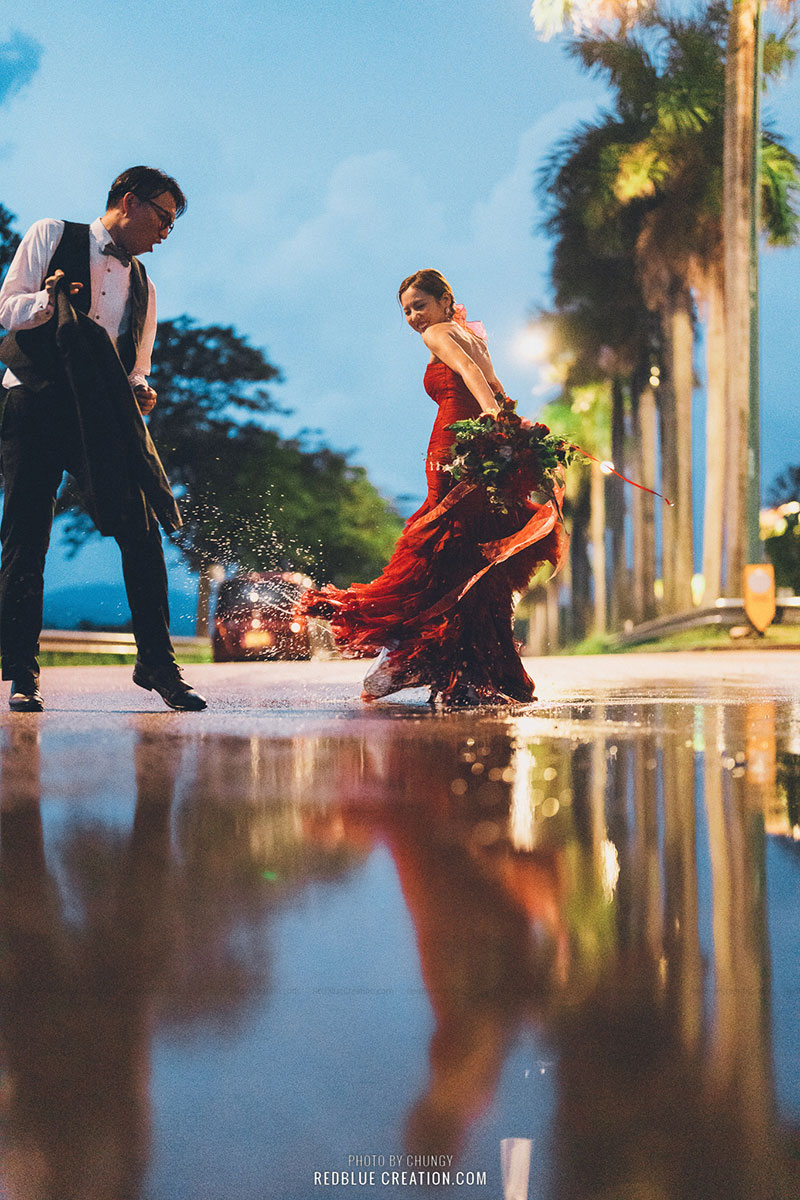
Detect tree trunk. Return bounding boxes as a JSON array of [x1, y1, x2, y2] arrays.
[[659, 335, 676, 611], [723, 0, 758, 596], [569, 477, 592, 642], [661, 287, 695, 613], [632, 384, 658, 623], [609, 377, 628, 627], [702, 258, 727, 603], [545, 582, 560, 653], [195, 562, 216, 637], [590, 458, 607, 634]]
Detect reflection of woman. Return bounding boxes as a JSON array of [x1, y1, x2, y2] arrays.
[[303, 727, 567, 1161], [384, 809, 562, 1158], [304, 269, 564, 706]]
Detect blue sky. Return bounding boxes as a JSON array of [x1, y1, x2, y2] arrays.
[[1, 0, 798, 615]]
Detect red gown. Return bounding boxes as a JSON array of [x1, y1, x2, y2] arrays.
[[304, 362, 566, 704]]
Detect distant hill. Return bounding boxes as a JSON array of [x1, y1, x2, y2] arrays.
[[43, 582, 197, 634]]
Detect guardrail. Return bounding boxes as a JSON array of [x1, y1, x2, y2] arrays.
[[613, 597, 800, 647], [40, 630, 209, 655]]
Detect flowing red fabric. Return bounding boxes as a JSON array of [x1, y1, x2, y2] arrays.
[[303, 363, 566, 703]]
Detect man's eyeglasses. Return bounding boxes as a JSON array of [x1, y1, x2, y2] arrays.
[[144, 198, 175, 232]]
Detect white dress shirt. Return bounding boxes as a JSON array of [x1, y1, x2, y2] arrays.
[[0, 216, 157, 391]]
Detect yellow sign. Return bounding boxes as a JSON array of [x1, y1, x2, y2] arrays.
[[743, 563, 776, 632]]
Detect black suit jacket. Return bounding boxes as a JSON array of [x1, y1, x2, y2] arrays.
[[51, 283, 181, 536]]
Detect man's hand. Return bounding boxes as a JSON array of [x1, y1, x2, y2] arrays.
[[133, 384, 157, 416], [44, 269, 82, 298]]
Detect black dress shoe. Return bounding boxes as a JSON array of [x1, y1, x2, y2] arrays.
[[9, 676, 44, 712], [132, 662, 207, 711]]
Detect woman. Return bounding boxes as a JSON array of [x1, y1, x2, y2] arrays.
[[304, 269, 565, 706]]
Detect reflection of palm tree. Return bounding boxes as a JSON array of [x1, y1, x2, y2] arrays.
[[0, 726, 176, 1200], [553, 706, 795, 1199], [704, 703, 795, 1197]]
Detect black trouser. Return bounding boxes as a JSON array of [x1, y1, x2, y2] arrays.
[[0, 384, 175, 680]]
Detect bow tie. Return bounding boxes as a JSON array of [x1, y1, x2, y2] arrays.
[[101, 242, 131, 267]]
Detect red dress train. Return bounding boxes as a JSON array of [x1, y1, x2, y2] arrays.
[[304, 362, 566, 704]]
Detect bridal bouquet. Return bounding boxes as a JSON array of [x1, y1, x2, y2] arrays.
[[446, 401, 575, 510]]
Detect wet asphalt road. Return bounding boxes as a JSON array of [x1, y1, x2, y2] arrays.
[[4, 648, 800, 731], [0, 652, 799, 1200]]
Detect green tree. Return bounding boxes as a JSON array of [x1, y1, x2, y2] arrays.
[[0, 203, 21, 288], [764, 466, 800, 590]]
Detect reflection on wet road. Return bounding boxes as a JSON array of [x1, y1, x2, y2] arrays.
[[0, 664, 799, 1199]]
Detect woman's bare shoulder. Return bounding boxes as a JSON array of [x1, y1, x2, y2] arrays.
[[423, 322, 478, 353]]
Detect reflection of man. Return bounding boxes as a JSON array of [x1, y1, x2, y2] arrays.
[[0, 166, 205, 711], [0, 724, 176, 1197]]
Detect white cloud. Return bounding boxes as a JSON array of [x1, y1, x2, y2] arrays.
[[210, 102, 598, 500]]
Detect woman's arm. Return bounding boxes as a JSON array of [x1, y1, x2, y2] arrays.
[[422, 325, 501, 415]]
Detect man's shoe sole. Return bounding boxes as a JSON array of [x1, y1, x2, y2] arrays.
[[9, 695, 44, 712]]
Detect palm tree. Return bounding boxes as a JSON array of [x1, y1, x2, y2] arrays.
[[532, 0, 799, 604], [580, 10, 798, 603], [539, 7, 798, 616], [539, 118, 661, 623]]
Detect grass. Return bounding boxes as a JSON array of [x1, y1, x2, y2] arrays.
[[560, 624, 800, 655], [39, 647, 214, 667]]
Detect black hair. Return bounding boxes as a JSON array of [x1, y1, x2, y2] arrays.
[[106, 166, 187, 217]]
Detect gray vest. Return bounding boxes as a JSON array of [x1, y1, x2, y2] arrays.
[[0, 221, 149, 392]]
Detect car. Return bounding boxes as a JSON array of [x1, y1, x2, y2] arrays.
[[212, 570, 318, 662]]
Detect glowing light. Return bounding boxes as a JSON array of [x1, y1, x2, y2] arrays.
[[600, 838, 620, 899], [514, 325, 551, 364], [510, 746, 537, 850], [600, 460, 615, 475]]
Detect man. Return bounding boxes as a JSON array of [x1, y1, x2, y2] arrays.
[[0, 166, 206, 711]]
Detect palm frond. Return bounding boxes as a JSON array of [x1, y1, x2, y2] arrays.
[[760, 137, 800, 246]]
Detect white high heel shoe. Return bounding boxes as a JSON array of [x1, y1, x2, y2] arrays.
[[361, 647, 398, 699], [361, 647, 426, 701]]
